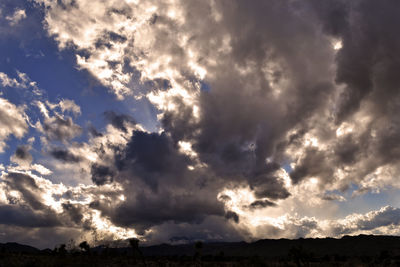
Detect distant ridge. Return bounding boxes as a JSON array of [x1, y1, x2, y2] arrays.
[[138, 235, 400, 258], [0, 242, 39, 253], [2, 235, 400, 258]]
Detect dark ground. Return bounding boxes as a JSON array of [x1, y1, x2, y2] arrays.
[[1, 235, 400, 266]]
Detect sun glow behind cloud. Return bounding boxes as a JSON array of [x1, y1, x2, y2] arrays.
[[89, 210, 138, 241]]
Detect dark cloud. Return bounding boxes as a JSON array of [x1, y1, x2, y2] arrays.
[[334, 134, 361, 165], [95, 31, 127, 49], [108, 190, 224, 234], [151, 0, 336, 202], [225, 211, 239, 223], [0, 205, 60, 228], [14, 145, 31, 160], [84, 0, 336, 239], [249, 199, 276, 209], [144, 216, 244, 246], [11, 145, 33, 165], [50, 148, 82, 163], [162, 0, 400, 199], [61, 202, 83, 225], [90, 164, 115, 185], [4, 172, 45, 210], [217, 194, 231, 202], [250, 169, 291, 199], [114, 130, 190, 190], [104, 111, 135, 133], [56, 0, 78, 10], [160, 97, 197, 144], [310, 0, 349, 37], [291, 0, 400, 185], [88, 130, 225, 233], [311, 0, 400, 123], [285, 0, 400, 188], [88, 124, 103, 137], [290, 148, 331, 185], [321, 194, 344, 202], [357, 206, 400, 231]]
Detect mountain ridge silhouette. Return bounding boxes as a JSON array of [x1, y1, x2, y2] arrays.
[[2, 234, 399, 258]]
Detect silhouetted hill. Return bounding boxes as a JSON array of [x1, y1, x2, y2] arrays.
[[136, 235, 400, 258], [3, 234, 400, 258], [0, 242, 39, 253]]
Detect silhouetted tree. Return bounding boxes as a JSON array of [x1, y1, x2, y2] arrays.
[[129, 238, 139, 251], [57, 244, 66, 256], [129, 238, 146, 266], [79, 241, 90, 254]]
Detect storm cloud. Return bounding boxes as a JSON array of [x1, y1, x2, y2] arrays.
[[89, 129, 226, 233]]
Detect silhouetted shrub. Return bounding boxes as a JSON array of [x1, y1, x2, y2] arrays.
[[57, 244, 67, 255]]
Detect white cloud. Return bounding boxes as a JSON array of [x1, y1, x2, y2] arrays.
[[46, 99, 81, 116], [5, 9, 26, 26], [0, 73, 20, 88], [58, 99, 81, 116], [31, 164, 53, 176], [34, 0, 210, 102], [0, 98, 28, 152]]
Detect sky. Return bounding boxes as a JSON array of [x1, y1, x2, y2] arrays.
[[0, 0, 400, 249]]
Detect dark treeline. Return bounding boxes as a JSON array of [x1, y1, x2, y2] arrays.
[[1, 235, 400, 266]]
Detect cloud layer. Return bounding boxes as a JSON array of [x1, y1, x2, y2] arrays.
[[0, 0, 399, 248]]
